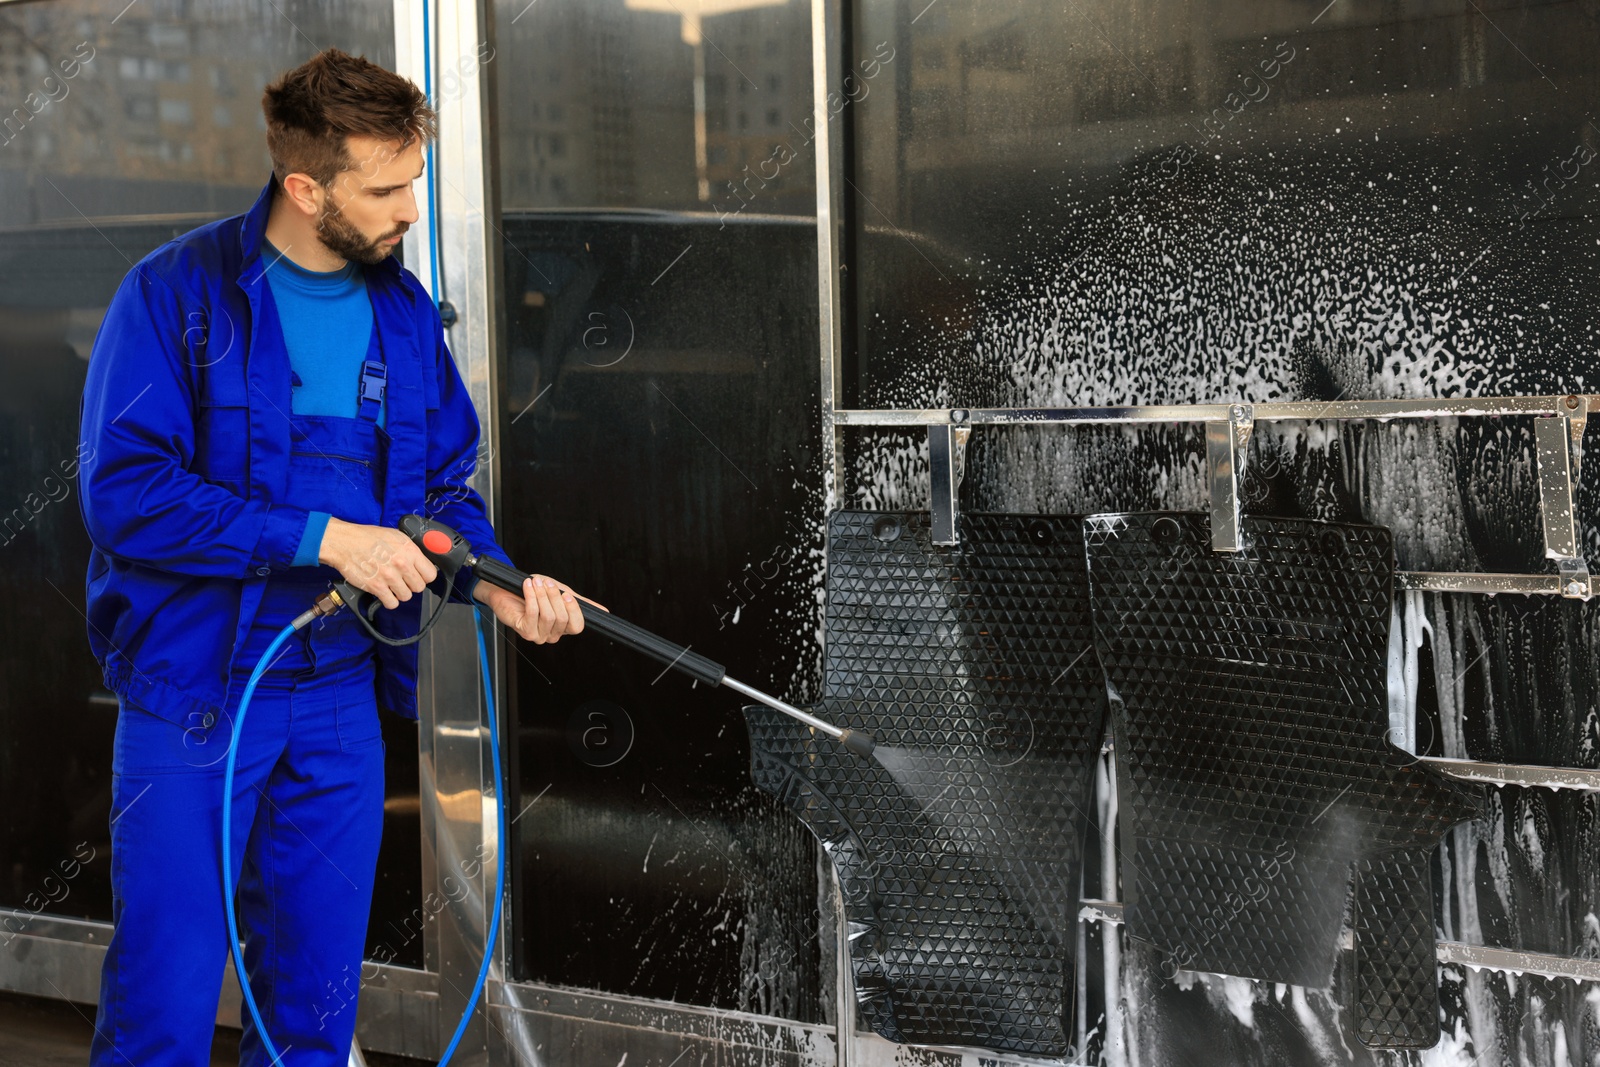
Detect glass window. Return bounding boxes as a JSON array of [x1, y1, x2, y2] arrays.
[[849, 1, 1600, 412], [157, 97, 191, 124], [0, 0, 424, 969], [492, 0, 825, 1021]]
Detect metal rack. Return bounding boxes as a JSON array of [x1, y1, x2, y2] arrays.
[[828, 394, 1594, 598], [821, 392, 1600, 990]]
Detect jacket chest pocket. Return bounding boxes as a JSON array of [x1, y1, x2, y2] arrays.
[[194, 359, 249, 490]]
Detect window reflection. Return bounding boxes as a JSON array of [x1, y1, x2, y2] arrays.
[[850, 0, 1600, 408], [0, 0, 423, 968], [491, 0, 826, 1020], [496, 0, 813, 214]]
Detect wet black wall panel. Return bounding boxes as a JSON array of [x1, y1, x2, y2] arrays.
[[747, 510, 1105, 1056], [497, 215, 827, 1019], [1084, 512, 1480, 1047]]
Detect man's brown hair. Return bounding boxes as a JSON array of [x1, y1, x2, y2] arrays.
[[262, 48, 436, 195]]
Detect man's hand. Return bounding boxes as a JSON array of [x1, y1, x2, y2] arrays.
[[473, 573, 605, 644], [318, 516, 439, 609]]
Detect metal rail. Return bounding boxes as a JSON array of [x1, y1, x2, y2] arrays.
[[834, 395, 1592, 425], [1422, 756, 1600, 794], [1076, 900, 1600, 984], [832, 395, 1593, 598]]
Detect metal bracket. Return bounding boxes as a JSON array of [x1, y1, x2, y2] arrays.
[[1535, 399, 1591, 599], [856, 394, 1593, 588], [1072, 897, 1600, 982], [1422, 756, 1600, 793], [1205, 404, 1254, 553], [928, 410, 970, 547], [1535, 413, 1579, 559], [1559, 558, 1591, 600]]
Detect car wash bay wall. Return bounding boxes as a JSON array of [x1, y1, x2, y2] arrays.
[[486, 0, 835, 1025], [832, 1, 1600, 1064], [1, 0, 1597, 1064]]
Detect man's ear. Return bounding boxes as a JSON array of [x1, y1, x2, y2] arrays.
[[280, 172, 324, 218]]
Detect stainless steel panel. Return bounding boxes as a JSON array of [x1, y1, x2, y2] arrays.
[[0, 913, 105, 1006], [397, 0, 506, 1062], [490, 979, 837, 1067], [1068, 900, 1600, 985], [354, 964, 442, 1060], [816, 0, 847, 506], [0, 908, 441, 1059], [851, 1029, 1088, 1067], [815, 1, 853, 1059]]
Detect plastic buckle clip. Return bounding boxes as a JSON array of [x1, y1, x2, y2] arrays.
[[359, 361, 387, 405]]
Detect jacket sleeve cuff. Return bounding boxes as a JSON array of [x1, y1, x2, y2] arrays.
[[251, 503, 314, 575], [291, 512, 331, 567]]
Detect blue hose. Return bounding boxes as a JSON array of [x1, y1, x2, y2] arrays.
[[220, 624, 295, 1064], [228, 10, 495, 1057], [421, 0, 443, 308], [439, 606, 506, 1066], [222, 606, 505, 1066]]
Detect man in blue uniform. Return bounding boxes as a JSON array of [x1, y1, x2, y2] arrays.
[[77, 49, 584, 1065]]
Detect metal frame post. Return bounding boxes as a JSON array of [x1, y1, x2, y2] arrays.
[[396, 1, 505, 1063]]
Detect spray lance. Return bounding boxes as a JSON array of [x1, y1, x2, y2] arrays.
[[315, 514, 876, 758], [227, 515, 874, 1067]]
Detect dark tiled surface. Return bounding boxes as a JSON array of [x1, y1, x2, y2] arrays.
[[1351, 850, 1441, 1049], [1084, 512, 1479, 1045], [747, 511, 1106, 1057]]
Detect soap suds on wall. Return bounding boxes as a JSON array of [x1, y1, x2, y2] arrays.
[[845, 138, 1600, 1062]]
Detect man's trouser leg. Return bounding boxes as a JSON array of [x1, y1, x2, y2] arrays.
[[93, 676, 384, 1067], [92, 692, 285, 1067], [236, 677, 385, 1067]]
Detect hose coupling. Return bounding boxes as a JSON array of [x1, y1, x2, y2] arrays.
[[313, 588, 346, 617], [290, 587, 352, 632]]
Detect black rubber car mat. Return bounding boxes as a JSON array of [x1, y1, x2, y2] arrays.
[[1083, 513, 1479, 1031], [1351, 849, 1442, 1049], [744, 511, 1106, 1057]]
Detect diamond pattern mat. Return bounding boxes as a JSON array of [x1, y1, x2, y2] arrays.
[[745, 511, 1106, 1057], [1083, 512, 1479, 1017], [1351, 850, 1442, 1049], [745, 509, 1479, 1055]]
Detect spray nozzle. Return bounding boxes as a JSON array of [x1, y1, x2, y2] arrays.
[[837, 728, 877, 759]]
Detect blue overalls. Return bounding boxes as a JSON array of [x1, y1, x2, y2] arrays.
[[93, 314, 393, 1066]]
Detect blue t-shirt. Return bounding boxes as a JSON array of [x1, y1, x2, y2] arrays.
[[262, 239, 385, 565]]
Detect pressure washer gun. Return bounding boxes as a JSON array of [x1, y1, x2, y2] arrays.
[[318, 515, 875, 758]]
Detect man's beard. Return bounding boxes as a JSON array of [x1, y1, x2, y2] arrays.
[[316, 200, 403, 266]]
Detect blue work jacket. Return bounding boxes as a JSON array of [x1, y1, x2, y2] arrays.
[[77, 173, 515, 726]]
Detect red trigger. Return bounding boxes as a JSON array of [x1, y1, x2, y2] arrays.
[[421, 530, 453, 555]]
